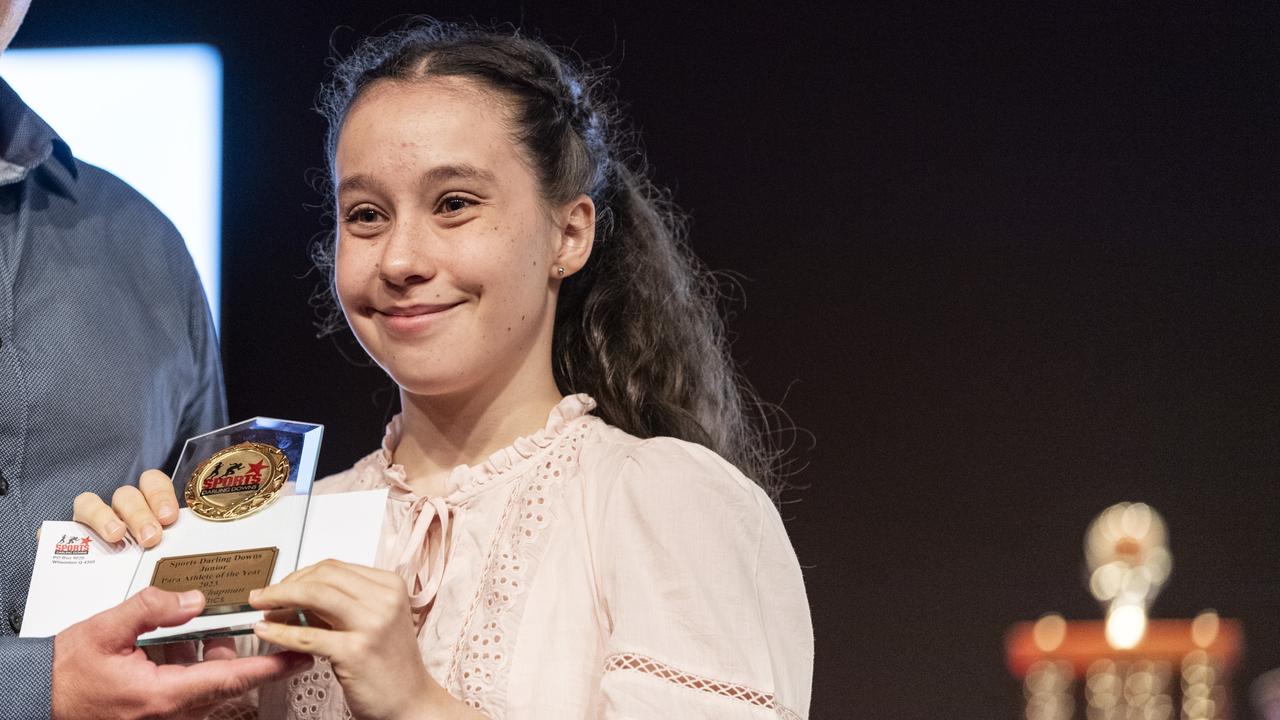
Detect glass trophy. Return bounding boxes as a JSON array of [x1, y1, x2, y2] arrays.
[[130, 417, 323, 644]]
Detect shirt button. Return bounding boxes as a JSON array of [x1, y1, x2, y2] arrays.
[[7, 610, 21, 633], [0, 471, 8, 496]]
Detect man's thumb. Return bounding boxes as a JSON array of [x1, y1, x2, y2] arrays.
[[94, 587, 204, 647]]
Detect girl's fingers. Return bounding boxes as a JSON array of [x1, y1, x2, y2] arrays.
[[248, 579, 361, 629], [324, 561, 407, 592], [292, 559, 404, 595], [263, 608, 302, 625], [253, 621, 345, 662], [263, 608, 332, 629], [72, 492, 127, 543], [284, 561, 411, 626], [138, 469, 180, 525]]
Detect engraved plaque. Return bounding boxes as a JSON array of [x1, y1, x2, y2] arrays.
[[150, 546, 279, 616]]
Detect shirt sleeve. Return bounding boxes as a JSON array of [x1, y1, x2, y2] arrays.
[[593, 438, 813, 719], [0, 637, 53, 719]]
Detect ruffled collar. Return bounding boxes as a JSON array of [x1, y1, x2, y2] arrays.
[[366, 393, 597, 503]]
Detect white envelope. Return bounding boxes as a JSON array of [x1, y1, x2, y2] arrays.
[[20, 488, 388, 642]]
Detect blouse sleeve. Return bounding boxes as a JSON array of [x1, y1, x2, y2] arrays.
[[592, 438, 813, 719]]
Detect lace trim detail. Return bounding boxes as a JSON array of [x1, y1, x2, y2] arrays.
[[284, 658, 352, 720], [450, 394, 596, 496], [445, 417, 597, 717], [604, 653, 804, 719], [347, 394, 597, 501]]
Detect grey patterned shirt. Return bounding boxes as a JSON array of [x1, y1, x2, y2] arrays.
[[0, 77, 226, 717]]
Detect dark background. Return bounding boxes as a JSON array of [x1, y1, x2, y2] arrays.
[[15, 2, 1280, 717]]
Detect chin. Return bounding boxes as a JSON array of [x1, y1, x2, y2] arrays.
[[359, 337, 472, 397], [384, 367, 476, 400]]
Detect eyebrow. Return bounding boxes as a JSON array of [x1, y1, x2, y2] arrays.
[[336, 164, 498, 197], [335, 174, 384, 197], [417, 163, 497, 188]]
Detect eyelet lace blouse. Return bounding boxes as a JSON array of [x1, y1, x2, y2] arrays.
[[254, 394, 813, 719]]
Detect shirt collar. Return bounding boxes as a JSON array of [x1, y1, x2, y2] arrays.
[[0, 77, 78, 194]]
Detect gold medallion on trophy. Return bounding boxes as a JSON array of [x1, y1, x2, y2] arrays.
[[184, 441, 289, 522]]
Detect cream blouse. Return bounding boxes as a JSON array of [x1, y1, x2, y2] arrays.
[[257, 395, 813, 719]]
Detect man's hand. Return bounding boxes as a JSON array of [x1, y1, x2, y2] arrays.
[[73, 469, 179, 548], [52, 587, 311, 720]]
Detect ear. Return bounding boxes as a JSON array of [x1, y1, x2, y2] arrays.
[[551, 194, 595, 278]]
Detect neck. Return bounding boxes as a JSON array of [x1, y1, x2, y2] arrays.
[[392, 369, 564, 498]]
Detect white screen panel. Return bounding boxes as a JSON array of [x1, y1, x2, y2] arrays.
[[0, 44, 223, 327]]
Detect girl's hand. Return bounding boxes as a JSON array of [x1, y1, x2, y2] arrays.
[[73, 469, 179, 548], [249, 560, 470, 720]]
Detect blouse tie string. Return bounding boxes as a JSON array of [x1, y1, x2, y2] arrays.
[[392, 494, 452, 613]]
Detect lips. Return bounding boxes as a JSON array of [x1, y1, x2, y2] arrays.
[[372, 301, 463, 333], [378, 302, 461, 317]]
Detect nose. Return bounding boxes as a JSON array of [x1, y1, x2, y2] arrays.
[[378, 216, 437, 288]]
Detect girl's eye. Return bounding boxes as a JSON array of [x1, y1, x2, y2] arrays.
[[346, 206, 383, 224], [438, 195, 474, 215]]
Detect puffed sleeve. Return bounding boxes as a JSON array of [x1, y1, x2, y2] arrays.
[[593, 438, 813, 719]]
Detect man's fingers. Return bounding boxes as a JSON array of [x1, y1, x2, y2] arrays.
[[91, 587, 206, 648], [138, 469, 180, 525], [112, 485, 163, 547], [161, 640, 199, 665], [143, 644, 165, 665], [154, 653, 313, 713], [201, 637, 238, 662], [72, 492, 127, 543]]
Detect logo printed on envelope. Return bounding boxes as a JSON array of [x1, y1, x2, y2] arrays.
[[52, 534, 93, 563]]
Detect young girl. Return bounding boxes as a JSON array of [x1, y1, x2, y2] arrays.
[[80, 20, 812, 720]]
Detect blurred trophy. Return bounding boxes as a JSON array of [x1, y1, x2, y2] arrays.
[[1006, 502, 1242, 720], [1084, 502, 1172, 651]]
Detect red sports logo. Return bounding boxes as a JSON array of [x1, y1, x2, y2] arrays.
[[54, 534, 92, 556], [200, 459, 267, 495]]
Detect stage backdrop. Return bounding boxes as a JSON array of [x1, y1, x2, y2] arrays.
[[16, 2, 1280, 718]]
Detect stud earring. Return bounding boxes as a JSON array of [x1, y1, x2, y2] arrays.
[[557, 266, 566, 276]]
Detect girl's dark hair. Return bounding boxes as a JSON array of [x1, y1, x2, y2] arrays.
[[317, 20, 787, 497]]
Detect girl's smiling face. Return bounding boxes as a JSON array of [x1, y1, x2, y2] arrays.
[[333, 77, 587, 400]]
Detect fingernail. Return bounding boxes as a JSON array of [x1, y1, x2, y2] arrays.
[[105, 520, 124, 538], [156, 503, 176, 521], [253, 621, 269, 635], [178, 590, 204, 611], [248, 589, 260, 604], [140, 524, 159, 544]]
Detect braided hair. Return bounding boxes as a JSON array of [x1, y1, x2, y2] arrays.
[[317, 20, 786, 497]]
